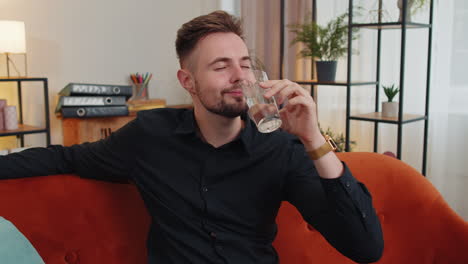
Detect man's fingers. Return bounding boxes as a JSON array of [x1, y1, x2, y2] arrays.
[[285, 96, 313, 111], [259, 80, 314, 110], [279, 110, 292, 132], [262, 80, 290, 98], [270, 86, 296, 105], [258, 80, 279, 88]]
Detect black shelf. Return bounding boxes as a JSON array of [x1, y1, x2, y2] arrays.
[[278, 0, 433, 175], [0, 77, 47, 82], [295, 80, 378, 86], [344, 0, 434, 176], [0, 124, 48, 137], [352, 22, 431, 29], [295, 81, 379, 100], [0, 77, 51, 147], [349, 113, 427, 124]]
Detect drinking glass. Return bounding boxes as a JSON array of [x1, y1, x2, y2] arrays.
[[242, 70, 282, 133]]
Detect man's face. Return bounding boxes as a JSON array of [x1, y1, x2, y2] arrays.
[[188, 32, 253, 118]]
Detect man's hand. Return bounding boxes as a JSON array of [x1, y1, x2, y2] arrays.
[[260, 79, 324, 150], [260, 79, 343, 179]]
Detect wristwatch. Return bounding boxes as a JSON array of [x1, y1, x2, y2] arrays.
[[307, 135, 337, 160]]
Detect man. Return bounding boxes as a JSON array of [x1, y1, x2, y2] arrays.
[[0, 11, 383, 263]]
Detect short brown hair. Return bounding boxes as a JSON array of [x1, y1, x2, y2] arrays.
[[175, 10, 244, 68]]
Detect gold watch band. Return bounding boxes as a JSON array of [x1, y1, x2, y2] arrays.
[[306, 135, 337, 160]]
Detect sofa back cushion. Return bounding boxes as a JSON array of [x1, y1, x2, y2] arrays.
[[0, 175, 150, 264]]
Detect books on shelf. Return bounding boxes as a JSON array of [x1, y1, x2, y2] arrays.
[[57, 82, 131, 118], [61, 106, 129, 118], [59, 83, 132, 98], [55, 96, 127, 113], [56, 83, 168, 118]]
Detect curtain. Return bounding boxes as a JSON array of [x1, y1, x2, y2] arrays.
[[240, 0, 313, 81], [426, 0, 468, 220]]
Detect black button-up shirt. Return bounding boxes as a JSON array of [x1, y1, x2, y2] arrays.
[[0, 108, 383, 263]]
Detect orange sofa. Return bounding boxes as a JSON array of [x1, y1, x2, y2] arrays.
[[0, 152, 467, 263]]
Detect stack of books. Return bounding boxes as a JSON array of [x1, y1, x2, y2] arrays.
[[55, 83, 132, 118]]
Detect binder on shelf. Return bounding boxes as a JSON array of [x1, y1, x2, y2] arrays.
[[59, 83, 132, 98], [61, 106, 129, 118], [55, 96, 127, 113]]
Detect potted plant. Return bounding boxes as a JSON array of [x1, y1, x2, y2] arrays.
[[289, 13, 354, 82], [382, 84, 400, 118], [397, 0, 427, 22], [319, 125, 357, 152]]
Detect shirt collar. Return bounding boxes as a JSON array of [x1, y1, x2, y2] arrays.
[[174, 109, 254, 155]]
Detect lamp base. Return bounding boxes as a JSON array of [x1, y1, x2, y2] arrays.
[[2, 53, 28, 78]]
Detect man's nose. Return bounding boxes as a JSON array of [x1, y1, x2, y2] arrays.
[[230, 64, 248, 83]]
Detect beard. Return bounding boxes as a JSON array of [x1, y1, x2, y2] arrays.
[[195, 80, 248, 118]]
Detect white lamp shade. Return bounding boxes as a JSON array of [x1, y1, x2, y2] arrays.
[[0, 20, 26, 54]]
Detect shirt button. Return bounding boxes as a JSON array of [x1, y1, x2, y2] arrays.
[[345, 182, 351, 188], [202, 187, 208, 192], [362, 212, 367, 218], [210, 232, 217, 238]]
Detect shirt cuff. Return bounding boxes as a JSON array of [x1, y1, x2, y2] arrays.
[[319, 162, 358, 194], [319, 162, 372, 224]]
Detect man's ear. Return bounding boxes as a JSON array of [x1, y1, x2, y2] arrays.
[[177, 69, 195, 94]]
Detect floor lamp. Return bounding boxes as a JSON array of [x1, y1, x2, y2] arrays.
[[0, 20, 27, 77]]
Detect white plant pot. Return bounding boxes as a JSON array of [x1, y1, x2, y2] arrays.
[[382, 102, 399, 118], [397, 0, 414, 22]]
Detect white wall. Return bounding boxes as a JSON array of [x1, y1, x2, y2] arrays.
[[0, 0, 219, 145]]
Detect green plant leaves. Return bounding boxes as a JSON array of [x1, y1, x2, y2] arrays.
[[318, 125, 357, 152], [382, 84, 400, 102], [288, 13, 356, 61]]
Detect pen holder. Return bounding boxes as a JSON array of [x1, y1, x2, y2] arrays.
[[129, 83, 149, 101]]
